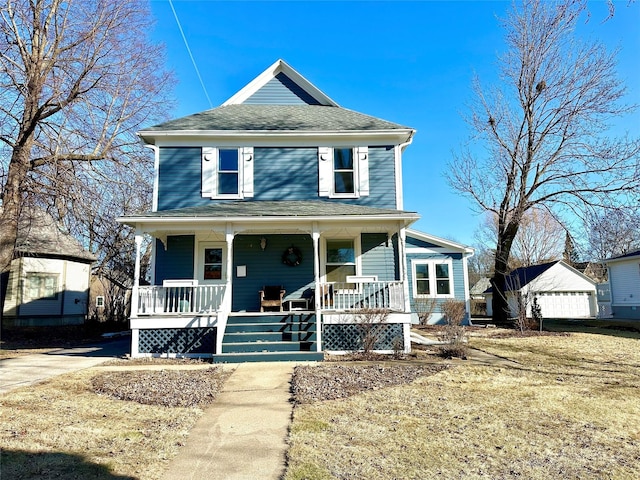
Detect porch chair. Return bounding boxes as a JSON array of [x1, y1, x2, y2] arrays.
[[259, 285, 285, 312]]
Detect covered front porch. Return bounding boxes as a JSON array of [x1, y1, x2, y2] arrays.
[[120, 201, 419, 359]]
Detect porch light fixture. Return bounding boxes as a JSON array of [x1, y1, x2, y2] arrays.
[[260, 237, 267, 251]]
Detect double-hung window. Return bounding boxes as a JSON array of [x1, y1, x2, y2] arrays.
[[318, 146, 369, 198], [412, 260, 454, 298], [325, 239, 358, 288], [25, 273, 59, 300], [202, 147, 253, 199]]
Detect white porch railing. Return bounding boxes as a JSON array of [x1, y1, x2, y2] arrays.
[[319, 281, 405, 312], [136, 285, 226, 316]]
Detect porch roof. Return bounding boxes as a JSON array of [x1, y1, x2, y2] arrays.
[[119, 200, 419, 226]]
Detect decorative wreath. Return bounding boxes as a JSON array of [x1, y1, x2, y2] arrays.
[[282, 245, 303, 267]]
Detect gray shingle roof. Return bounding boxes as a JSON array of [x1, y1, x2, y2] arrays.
[[14, 209, 96, 262], [124, 200, 418, 220], [141, 105, 412, 134]]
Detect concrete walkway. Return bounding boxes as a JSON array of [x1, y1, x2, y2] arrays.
[[0, 337, 129, 395], [162, 362, 295, 480]]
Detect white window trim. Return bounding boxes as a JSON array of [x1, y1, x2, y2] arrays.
[[321, 236, 362, 291], [195, 241, 227, 284], [318, 146, 369, 199], [202, 147, 253, 199], [96, 295, 105, 308], [411, 259, 454, 298]]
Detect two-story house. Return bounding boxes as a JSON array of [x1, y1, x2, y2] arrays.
[[119, 60, 473, 361]]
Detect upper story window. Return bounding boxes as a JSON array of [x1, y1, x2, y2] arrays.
[[202, 147, 254, 199], [333, 148, 355, 194], [412, 259, 454, 298], [318, 146, 369, 198], [218, 149, 239, 195]]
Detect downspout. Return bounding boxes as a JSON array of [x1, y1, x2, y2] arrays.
[[394, 132, 415, 210], [145, 144, 160, 212], [462, 248, 474, 325]]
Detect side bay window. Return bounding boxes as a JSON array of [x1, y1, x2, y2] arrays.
[[412, 259, 454, 298], [318, 146, 369, 198], [202, 147, 253, 199]]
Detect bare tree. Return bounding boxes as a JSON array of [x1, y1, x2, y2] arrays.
[[475, 208, 566, 271], [0, 0, 173, 276], [448, 0, 640, 324], [586, 207, 640, 260]]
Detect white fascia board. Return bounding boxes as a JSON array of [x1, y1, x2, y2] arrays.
[[406, 229, 474, 255], [603, 253, 640, 265], [138, 130, 415, 147], [117, 213, 420, 230], [221, 59, 339, 107]]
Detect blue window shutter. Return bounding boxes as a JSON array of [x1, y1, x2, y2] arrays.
[[202, 147, 216, 197], [242, 147, 254, 197], [318, 147, 332, 197], [357, 146, 369, 196]]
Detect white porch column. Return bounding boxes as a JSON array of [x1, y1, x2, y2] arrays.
[[130, 231, 143, 358], [399, 225, 411, 313], [312, 222, 322, 352], [131, 231, 143, 320], [217, 224, 234, 355], [225, 224, 234, 312]]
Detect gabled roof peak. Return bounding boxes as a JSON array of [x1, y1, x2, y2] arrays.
[[222, 59, 339, 107]]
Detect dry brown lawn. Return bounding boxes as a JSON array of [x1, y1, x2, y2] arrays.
[[285, 330, 640, 479], [0, 364, 227, 480]]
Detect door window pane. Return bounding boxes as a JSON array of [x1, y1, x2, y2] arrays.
[[203, 248, 223, 280]]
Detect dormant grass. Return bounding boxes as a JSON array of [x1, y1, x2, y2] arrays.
[[286, 331, 640, 479], [1, 368, 211, 480]]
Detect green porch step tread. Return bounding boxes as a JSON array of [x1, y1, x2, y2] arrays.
[[224, 322, 315, 333], [223, 331, 316, 343], [213, 351, 324, 363], [222, 340, 316, 353]]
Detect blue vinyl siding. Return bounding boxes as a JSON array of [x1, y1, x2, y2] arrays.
[[157, 146, 397, 209], [406, 236, 440, 249], [253, 148, 317, 200], [244, 73, 321, 105], [155, 236, 195, 284], [356, 146, 396, 208], [157, 147, 203, 210], [361, 234, 399, 281], [232, 234, 314, 311]]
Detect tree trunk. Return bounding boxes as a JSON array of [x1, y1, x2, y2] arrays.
[[0, 146, 33, 274], [491, 224, 518, 325]]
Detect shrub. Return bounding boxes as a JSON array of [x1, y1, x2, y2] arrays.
[[438, 299, 468, 359]]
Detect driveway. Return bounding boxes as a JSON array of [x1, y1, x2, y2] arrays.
[[0, 336, 130, 395]]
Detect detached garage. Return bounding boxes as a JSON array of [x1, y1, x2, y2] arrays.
[[485, 261, 597, 319]]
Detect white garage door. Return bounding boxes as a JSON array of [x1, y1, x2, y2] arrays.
[[535, 292, 593, 318]]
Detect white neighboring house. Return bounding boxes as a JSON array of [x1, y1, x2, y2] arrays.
[[603, 250, 640, 320], [1, 209, 96, 327], [485, 261, 597, 319]]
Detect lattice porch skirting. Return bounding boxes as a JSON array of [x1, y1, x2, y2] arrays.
[[322, 323, 404, 351], [138, 328, 217, 354]]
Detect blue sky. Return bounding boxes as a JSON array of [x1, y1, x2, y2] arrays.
[[148, 0, 640, 246]]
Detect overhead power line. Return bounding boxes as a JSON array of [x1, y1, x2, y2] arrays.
[[168, 0, 213, 109]]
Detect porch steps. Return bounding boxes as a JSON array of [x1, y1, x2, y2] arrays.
[[215, 313, 323, 363]]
